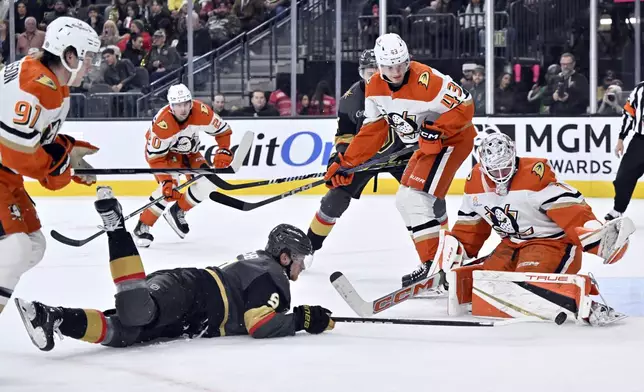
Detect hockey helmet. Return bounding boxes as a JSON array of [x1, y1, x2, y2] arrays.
[[266, 224, 313, 261], [358, 49, 378, 81], [373, 33, 410, 83], [478, 133, 517, 186]]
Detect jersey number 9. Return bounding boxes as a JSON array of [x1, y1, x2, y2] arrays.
[[13, 101, 42, 128]]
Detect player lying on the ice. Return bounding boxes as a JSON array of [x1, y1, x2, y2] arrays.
[[429, 133, 634, 326], [15, 187, 335, 351]]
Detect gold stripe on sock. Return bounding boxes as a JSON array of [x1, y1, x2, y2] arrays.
[[310, 214, 334, 236], [110, 255, 146, 284], [81, 309, 107, 343]]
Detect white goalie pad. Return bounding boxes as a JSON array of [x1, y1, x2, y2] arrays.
[[579, 217, 635, 265], [427, 230, 465, 277]]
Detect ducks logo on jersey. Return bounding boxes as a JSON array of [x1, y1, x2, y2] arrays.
[[485, 204, 534, 239]]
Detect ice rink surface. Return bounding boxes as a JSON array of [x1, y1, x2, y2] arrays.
[[1, 195, 643, 392]]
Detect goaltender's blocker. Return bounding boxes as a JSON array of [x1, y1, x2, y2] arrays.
[[16, 186, 334, 352]]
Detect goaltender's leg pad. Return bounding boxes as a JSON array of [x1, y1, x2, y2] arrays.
[[470, 270, 594, 323]]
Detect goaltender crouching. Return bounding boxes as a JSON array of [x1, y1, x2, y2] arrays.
[[16, 187, 334, 351], [431, 133, 634, 326]]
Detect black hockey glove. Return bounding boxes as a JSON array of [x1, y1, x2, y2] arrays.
[[293, 305, 335, 334]]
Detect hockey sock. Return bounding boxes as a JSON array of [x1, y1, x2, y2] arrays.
[[140, 208, 161, 227], [59, 308, 108, 344], [108, 230, 146, 291], [307, 211, 336, 252], [411, 219, 448, 264]]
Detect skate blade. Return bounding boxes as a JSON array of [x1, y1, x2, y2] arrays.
[[163, 212, 187, 240]]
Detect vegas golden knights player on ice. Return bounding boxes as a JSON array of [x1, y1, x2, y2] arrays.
[[15, 187, 335, 351]]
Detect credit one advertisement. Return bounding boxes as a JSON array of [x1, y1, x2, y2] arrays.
[[51, 116, 626, 182]]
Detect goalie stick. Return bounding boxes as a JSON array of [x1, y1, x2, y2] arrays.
[[333, 316, 552, 327], [72, 131, 255, 177], [209, 144, 418, 211], [50, 131, 254, 247], [208, 159, 409, 191], [330, 271, 443, 317]]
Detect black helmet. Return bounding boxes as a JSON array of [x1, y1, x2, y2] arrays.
[[265, 224, 313, 260], [359, 49, 377, 70]]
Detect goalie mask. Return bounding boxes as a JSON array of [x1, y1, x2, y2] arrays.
[[478, 133, 517, 188]]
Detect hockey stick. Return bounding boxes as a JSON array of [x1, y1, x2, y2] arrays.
[[209, 144, 418, 211], [209, 159, 409, 191], [72, 131, 255, 176], [330, 271, 443, 317], [49, 131, 255, 247], [334, 316, 495, 327]]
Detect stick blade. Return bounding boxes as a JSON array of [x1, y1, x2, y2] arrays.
[[329, 271, 373, 317], [209, 191, 252, 211], [50, 230, 84, 247]]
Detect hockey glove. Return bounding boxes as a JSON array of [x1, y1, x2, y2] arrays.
[[213, 148, 233, 169], [293, 305, 335, 334], [161, 180, 182, 201], [324, 153, 354, 189], [39, 140, 72, 191], [418, 121, 444, 155], [56, 135, 100, 186]]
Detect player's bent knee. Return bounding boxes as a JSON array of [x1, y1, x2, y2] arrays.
[[28, 230, 46, 268], [319, 188, 352, 218], [115, 288, 157, 327], [101, 315, 142, 348], [405, 189, 440, 217], [395, 185, 409, 215], [0, 233, 35, 280]]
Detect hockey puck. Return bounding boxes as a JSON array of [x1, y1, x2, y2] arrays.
[[555, 312, 567, 325]]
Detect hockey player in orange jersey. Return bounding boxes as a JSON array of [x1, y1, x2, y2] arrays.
[[133, 84, 234, 247], [324, 33, 476, 287], [435, 133, 633, 326], [0, 17, 101, 315]]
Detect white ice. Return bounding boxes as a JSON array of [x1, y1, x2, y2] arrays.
[[1, 195, 643, 392]]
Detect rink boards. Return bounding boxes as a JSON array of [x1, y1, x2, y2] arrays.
[[24, 116, 641, 198]]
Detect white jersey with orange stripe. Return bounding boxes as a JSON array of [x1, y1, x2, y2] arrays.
[[0, 56, 70, 179]]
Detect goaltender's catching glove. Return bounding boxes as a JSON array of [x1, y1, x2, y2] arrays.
[[293, 305, 335, 334]]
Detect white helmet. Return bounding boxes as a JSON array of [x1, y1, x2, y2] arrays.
[[373, 33, 410, 67], [478, 133, 517, 189], [167, 83, 192, 104], [44, 17, 101, 86]]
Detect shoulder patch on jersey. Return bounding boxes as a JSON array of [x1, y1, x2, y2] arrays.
[[342, 88, 353, 99], [200, 103, 209, 114], [466, 170, 472, 181], [35, 75, 57, 91], [156, 120, 168, 130], [532, 162, 545, 179], [418, 71, 430, 89]]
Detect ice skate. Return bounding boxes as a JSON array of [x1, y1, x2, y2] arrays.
[[402, 262, 431, 287], [164, 203, 189, 239], [14, 298, 63, 352], [134, 220, 154, 248], [94, 186, 124, 231]]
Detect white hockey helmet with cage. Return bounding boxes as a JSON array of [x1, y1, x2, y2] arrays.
[[167, 83, 193, 115], [43, 17, 101, 86], [477, 133, 517, 185], [373, 33, 410, 75]]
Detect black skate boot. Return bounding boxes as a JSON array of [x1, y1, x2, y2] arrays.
[[14, 298, 63, 351], [133, 220, 154, 248], [604, 209, 623, 222], [164, 203, 189, 239], [94, 186, 124, 231], [402, 262, 431, 287]]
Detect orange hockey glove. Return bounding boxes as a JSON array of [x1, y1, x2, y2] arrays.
[[418, 121, 444, 155], [161, 180, 182, 201], [324, 152, 354, 189], [213, 148, 233, 168], [39, 141, 72, 191]]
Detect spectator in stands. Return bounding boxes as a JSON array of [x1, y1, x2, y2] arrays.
[[0, 21, 8, 63], [470, 65, 485, 114], [17, 17, 45, 57], [309, 80, 336, 115], [102, 47, 139, 92], [232, 0, 265, 33], [177, 11, 212, 56], [206, 0, 241, 48], [526, 63, 559, 114], [117, 19, 151, 52], [459, 0, 484, 56], [213, 93, 231, 116], [233, 90, 279, 116], [269, 78, 292, 116], [123, 1, 141, 31], [598, 83, 624, 115], [122, 33, 146, 66], [494, 72, 514, 114], [14, 2, 28, 35], [146, 29, 181, 82], [42, 0, 75, 28], [148, 0, 174, 40], [168, 0, 185, 14], [265, 0, 286, 17], [542, 53, 589, 115], [101, 20, 123, 46], [297, 94, 310, 115], [597, 70, 617, 103], [460, 62, 477, 91], [106, 0, 129, 32], [86, 5, 105, 35], [135, 0, 151, 21]]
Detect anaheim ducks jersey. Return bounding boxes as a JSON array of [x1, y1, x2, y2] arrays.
[[145, 99, 231, 165], [0, 56, 70, 179], [452, 157, 597, 258], [341, 61, 473, 165]]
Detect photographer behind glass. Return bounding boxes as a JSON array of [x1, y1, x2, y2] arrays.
[[543, 53, 589, 115]]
